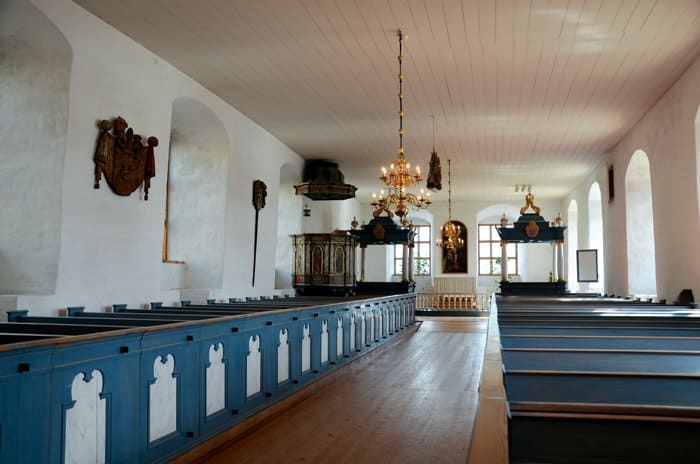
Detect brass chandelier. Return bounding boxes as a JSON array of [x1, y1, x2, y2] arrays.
[[436, 159, 463, 251], [372, 29, 430, 224]]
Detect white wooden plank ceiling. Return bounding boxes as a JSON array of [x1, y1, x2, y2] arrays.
[[74, 0, 700, 202]]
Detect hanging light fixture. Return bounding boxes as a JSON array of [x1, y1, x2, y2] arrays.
[[372, 29, 430, 225], [436, 159, 463, 251]]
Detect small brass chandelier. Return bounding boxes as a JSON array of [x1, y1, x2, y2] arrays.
[[436, 159, 463, 250], [372, 29, 431, 224]]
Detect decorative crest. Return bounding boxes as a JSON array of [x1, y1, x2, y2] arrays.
[[93, 116, 158, 200]]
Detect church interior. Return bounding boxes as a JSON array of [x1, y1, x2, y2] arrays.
[[2, 0, 700, 462]]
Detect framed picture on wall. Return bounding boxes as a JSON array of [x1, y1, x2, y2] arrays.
[[577, 249, 598, 282], [441, 221, 468, 273]]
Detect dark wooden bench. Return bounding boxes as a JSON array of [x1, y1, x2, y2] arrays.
[[501, 335, 700, 351], [499, 323, 700, 336]]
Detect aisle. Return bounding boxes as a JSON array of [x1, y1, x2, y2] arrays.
[[201, 317, 488, 464]]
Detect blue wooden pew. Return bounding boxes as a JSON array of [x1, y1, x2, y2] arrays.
[[501, 335, 700, 351]]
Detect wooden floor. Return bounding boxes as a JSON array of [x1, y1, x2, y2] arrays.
[[201, 317, 488, 464]]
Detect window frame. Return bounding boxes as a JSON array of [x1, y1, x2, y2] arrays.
[[393, 224, 431, 276], [478, 223, 519, 276]]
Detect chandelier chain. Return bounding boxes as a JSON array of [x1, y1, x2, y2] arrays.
[[372, 29, 431, 222], [447, 159, 452, 220], [399, 29, 403, 155]]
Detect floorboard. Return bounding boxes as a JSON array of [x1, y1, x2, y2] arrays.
[[200, 317, 488, 464]]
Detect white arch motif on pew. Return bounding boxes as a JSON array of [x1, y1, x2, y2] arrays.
[[65, 370, 105, 464], [302, 324, 311, 373], [321, 320, 329, 364], [150, 354, 177, 442], [206, 343, 225, 416], [369, 311, 375, 342], [336, 317, 344, 356], [361, 313, 366, 346], [378, 309, 383, 336], [246, 335, 261, 397], [278, 329, 290, 384], [350, 315, 356, 352]]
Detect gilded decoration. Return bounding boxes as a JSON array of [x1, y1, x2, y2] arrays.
[[519, 188, 541, 215], [372, 223, 386, 240], [525, 220, 540, 239]]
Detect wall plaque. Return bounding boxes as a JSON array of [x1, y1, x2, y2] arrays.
[[93, 116, 158, 200]]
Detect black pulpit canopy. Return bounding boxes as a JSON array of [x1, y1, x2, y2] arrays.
[[348, 216, 415, 246], [294, 160, 357, 201], [497, 213, 566, 243]]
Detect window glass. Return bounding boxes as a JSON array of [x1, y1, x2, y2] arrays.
[[393, 224, 431, 276], [478, 223, 519, 276]]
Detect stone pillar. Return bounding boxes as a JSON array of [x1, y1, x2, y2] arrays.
[[360, 245, 367, 282], [408, 243, 415, 282], [551, 243, 557, 281], [557, 241, 565, 282], [500, 240, 508, 282]]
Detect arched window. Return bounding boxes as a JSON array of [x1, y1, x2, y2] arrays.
[[625, 150, 657, 297], [0, 0, 72, 294], [588, 183, 605, 293], [567, 200, 578, 292], [164, 97, 229, 290]]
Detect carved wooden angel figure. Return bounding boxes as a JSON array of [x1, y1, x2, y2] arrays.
[[93, 116, 158, 200], [426, 150, 442, 191]]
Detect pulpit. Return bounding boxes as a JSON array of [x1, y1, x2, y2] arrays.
[[292, 233, 357, 295]]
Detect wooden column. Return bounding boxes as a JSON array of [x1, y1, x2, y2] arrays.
[[556, 241, 565, 282], [360, 245, 367, 282], [402, 243, 409, 282], [500, 240, 508, 282]]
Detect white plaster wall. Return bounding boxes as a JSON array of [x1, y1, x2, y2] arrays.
[[303, 198, 363, 233], [562, 164, 610, 294], [566, 200, 579, 292], [625, 151, 657, 296], [13, 0, 304, 314], [606, 55, 700, 301], [0, 0, 71, 294], [275, 164, 303, 289], [168, 97, 228, 290]]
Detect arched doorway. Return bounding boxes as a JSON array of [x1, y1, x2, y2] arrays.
[[567, 200, 578, 292], [588, 183, 605, 293], [625, 150, 657, 296]]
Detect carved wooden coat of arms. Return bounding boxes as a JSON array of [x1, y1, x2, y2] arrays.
[[93, 116, 158, 200]]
